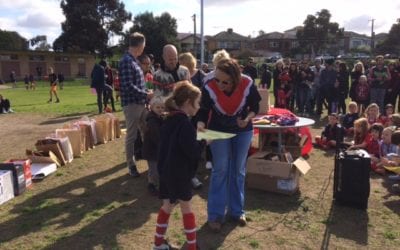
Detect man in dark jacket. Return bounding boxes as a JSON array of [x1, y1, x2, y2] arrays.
[[91, 61, 106, 114], [243, 57, 257, 81]]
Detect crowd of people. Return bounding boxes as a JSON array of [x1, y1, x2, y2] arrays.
[[258, 55, 400, 118]]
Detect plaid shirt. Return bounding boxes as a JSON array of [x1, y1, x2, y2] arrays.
[[118, 52, 147, 107]]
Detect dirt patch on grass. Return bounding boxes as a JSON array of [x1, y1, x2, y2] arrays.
[[0, 114, 399, 249]]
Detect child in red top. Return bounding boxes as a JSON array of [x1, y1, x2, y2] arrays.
[[348, 117, 370, 150], [366, 123, 385, 174], [380, 103, 394, 127], [113, 70, 120, 102], [276, 71, 292, 109], [364, 103, 382, 125], [354, 75, 370, 113]]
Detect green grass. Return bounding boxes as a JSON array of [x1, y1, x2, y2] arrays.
[[1, 79, 118, 115]]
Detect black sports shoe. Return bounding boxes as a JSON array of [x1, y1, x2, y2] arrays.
[[128, 165, 140, 177], [147, 183, 158, 196]]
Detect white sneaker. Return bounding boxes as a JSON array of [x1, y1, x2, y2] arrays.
[[7, 108, 14, 113], [191, 177, 203, 189], [205, 161, 213, 170]]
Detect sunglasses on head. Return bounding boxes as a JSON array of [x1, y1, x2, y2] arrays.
[[215, 77, 230, 85]]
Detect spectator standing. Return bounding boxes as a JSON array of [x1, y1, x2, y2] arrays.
[[260, 63, 272, 89], [113, 70, 120, 102], [336, 62, 350, 114], [273, 60, 285, 107], [58, 72, 65, 90], [350, 61, 365, 101], [178, 52, 205, 89], [197, 58, 261, 232], [90, 61, 106, 114], [153, 44, 190, 97], [297, 61, 314, 115], [118, 32, 152, 177], [9, 71, 16, 88], [310, 58, 325, 113], [103, 62, 116, 112], [47, 67, 60, 103], [385, 61, 400, 107], [179, 51, 207, 189], [242, 57, 257, 81], [317, 59, 336, 116], [369, 55, 391, 114], [29, 74, 36, 90], [24, 74, 29, 90]]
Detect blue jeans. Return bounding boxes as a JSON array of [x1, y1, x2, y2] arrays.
[[370, 88, 386, 114], [208, 130, 253, 222]]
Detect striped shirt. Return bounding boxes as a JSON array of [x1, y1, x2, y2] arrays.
[[118, 52, 147, 107]]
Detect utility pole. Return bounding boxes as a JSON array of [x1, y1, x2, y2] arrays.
[[192, 14, 197, 58], [370, 18, 375, 55], [200, 0, 204, 65]]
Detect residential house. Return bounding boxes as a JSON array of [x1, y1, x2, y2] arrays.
[[0, 50, 95, 82], [253, 27, 300, 57], [206, 28, 251, 58]]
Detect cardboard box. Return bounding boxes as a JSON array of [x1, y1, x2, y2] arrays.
[[0, 163, 26, 196], [257, 88, 270, 114], [5, 159, 32, 188], [246, 151, 311, 195], [26, 150, 61, 167], [0, 170, 15, 205]]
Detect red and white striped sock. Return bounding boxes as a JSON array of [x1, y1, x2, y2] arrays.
[[183, 212, 197, 250], [154, 208, 170, 246]]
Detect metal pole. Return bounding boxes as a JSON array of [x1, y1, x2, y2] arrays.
[[192, 14, 197, 57], [200, 0, 204, 65], [370, 18, 375, 55]]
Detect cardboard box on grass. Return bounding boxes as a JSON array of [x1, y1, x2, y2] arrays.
[[0, 170, 15, 205], [0, 163, 26, 196], [5, 159, 32, 188], [26, 149, 61, 168], [246, 151, 311, 195]]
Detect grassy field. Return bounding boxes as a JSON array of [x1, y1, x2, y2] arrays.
[[0, 82, 400, 249], [0, 80, 118, 115]]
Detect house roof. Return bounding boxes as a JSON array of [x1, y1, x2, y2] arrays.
[[177, 32, 207, 42], [212, 29, 249, 41]]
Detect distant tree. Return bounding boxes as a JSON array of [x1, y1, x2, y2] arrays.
[[29, 35, 51, 51], [375, 19, 400, 54], [258, 30, 266, 36], [296, 9, 344, 57], [53, 0, 131, 56], [123, 12, 179, 62], [0, 30, 28, 50]]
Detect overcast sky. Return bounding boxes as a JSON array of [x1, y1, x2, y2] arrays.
[[0, 0, 399, 46]]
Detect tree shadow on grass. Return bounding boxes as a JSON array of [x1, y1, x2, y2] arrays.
[[321, 201, 369, 249], [0, 163, 158, 249]]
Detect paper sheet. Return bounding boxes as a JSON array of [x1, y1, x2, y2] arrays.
[[31, 163, 57, 180], [197, 129, 236, 141]]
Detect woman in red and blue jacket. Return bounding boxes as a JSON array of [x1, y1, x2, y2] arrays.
[[197, 58, 261, 232]]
